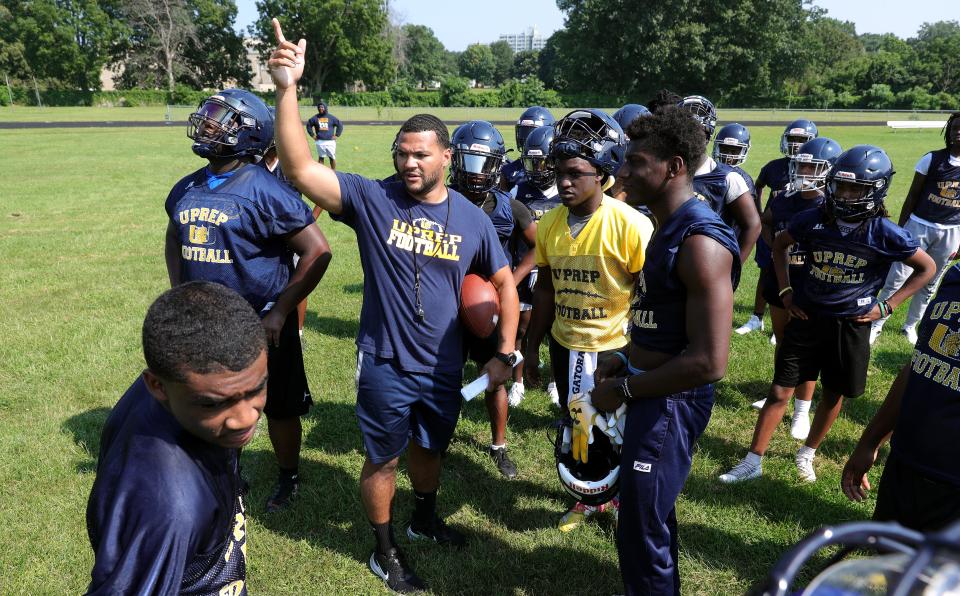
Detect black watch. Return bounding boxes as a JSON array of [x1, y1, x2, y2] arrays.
[[494, 351, 518, 367]]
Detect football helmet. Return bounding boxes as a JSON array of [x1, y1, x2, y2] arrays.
[[678, 95, 718, 140], [521, 125, 555, 189], [788, 137, 842, 192], [450, 120, 507, 194], [612, 104, 651, 138], [515, 106, 555, 151], [712, 123, 752, 166], [554, 419, 620, 507], [188, 89, 274, 159], [551, 109, 626, 177], [780, 119, 819, 156], [826, 145, 894, 222]]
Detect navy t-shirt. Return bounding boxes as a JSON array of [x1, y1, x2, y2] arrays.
[[912, 149, 960, 225], [788, 208, 919, 317], [332, 173, 508, 373], [165, 164, 315, 313], [891, 263, 960, 486], [761, 190, 825, 298], [86, 378, 247, 595], [757, 157, 791, 196]]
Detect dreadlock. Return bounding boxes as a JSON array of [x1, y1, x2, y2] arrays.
[[945, 112, 960, 150]]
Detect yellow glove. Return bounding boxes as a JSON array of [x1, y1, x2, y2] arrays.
[[568, 392, 601, 463]]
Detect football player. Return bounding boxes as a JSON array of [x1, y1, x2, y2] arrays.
[[499, 106, 554, 194], [166, 88, 332, 513], [86, 282, 265, 593], [306, 100, 343, 169]]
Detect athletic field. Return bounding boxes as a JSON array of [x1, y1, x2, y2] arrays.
[[0, 117, 943, 594]]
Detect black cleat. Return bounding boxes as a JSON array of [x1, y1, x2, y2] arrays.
[[406, 514, 466, 548], [489, 447, 518, 479], [368, 547, 426, 594], [264, 475, 299, 513]]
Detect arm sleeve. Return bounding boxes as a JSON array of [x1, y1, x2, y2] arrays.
[[471, 216, 510, 277], [915, 152, 933, 175], [880, 219, 921, 261], [510, 199, 533, 231], [724, 171, 751, 204], [254, 183, 315, 238]]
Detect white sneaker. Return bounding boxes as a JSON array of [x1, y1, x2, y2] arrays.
[[547, 381, 560, 407], [869, 319, 885, 345], [507, 382, 525, 407], [795, 449, 817, 482], [790, 410, 811, 440], [769, 334, 777, 346], [903, 325, 918, 345], [719, 457, 762, 483], [751, 398, 767, 410], [735, 315, 763, 335]]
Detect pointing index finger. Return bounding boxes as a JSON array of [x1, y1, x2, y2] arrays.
[[272, 18, 286, 44]]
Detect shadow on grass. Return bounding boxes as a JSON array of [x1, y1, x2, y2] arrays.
[[62, 407, 111, 473], [304, 312, 360, 339], [458, 395, 558, 435], [342, 283, 363, 294], [871, 347, 911, 377]]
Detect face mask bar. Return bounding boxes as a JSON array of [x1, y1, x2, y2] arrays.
[[187, 99, 253, 148], [713, 141, 749, 166], [789, 154, 832, 191], [453, 150, 502, 192], [783, 132, 816, 156]]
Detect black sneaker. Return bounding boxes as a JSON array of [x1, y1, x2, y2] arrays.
[[369, 547, 426, 594], [489, 447, 518, 479], [406, 514, 466, 548], [264, 475, 299, 513]]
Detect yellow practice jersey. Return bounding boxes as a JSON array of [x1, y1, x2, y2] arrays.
[[535, 196, 654, 351]]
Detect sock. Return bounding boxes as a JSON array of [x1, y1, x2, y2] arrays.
[[413, 489, 437, 524], [794, 399, 812, 415], [798, 445, 816, 459], [279, 466, 299, 482], [745, 452, 762, 466], [513, 382, 524, 389], [490, 443, 506, 451], [298, 329, 304, 337], [370, 521, 395, 555]]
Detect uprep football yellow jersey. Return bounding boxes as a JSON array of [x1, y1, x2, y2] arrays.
[[535, 196, 654, 351]]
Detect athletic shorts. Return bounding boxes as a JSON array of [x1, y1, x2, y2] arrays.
[[517, 268, 536, 310], [773, 313, 871, 397], [873, 455, 960, 532], [354, 351, 462, 464], [264, 311, 313, 418], [759, 267, 784, 309], [315, 140, 336, 159], [754, 236, 772, 269]]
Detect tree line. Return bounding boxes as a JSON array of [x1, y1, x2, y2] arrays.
[[2, 0, 958, 110]]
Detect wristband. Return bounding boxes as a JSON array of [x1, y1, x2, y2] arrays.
[[612, 351, 629, 366], [778, 286, 794, 297], [619, 377, 634, 402]]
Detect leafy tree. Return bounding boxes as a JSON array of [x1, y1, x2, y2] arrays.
[[114, 0, 198, 91], [498, 77, 560, 107], [489, 39, 513, 85], [398, 24, 448, 87], [439, 75, 470, 106], [911, 21, 960, 95], [458, 43, 495, 86], [512, 50, 539, 81], [251, 0, 395, 94], [183, 0, 250, 88], [537, 32, 567, 90]]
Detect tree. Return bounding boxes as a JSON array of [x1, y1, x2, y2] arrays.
[[115, 0, 197, 92], [458, 43, 495, 86], [489, 39, 513, 85], [251, 0, 395, 94], [398, 24, 448, 87], [911, 21, 960, 95], [183, 0, 250, 88], [511, 50, 539, 81]]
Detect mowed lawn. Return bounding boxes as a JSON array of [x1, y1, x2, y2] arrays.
[[0, 122, 944, 594]]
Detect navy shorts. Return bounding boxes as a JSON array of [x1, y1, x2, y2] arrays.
[[354, 351, 463, 464]]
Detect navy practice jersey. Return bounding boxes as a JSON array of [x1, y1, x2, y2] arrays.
[[734, 165, 756, 196], [912, 149, 960, 226], [757, 157, 792, 197], [630, 198, 741, 356], [761, 190, 825, 298], [332, 173, 508, 373], [450, 185, 516, 262], [500, 159, 526, 192], [693, 159, 750, 236], [892, 263, 960, 486], [165, 164, 314, 313], [87, 377, 247, 595], [788, 207, 919, 317], [513, 182, 560, 267]]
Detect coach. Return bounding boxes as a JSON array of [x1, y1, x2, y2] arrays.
[[268, 19, 519, 594], [307, 100, 343, 169]]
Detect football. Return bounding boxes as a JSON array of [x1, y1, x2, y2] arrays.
[[460, 273, 500, 338]]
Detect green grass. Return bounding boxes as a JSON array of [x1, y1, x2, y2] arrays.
[[0, 124, 943, 594]]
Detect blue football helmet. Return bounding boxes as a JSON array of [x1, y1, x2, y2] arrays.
[[188, 89, 274, 159], [521, 125, 555, 189], [788, 137, 842, 192], [780, 119, 819, 156], [612, 104, 651, 138], [678, 95, 718, 140], [515, 106, 555, 151], [450, 120, 507, 194], [712, 123, 751, 166], [826, 145, 894, 221], [551, 109, 625, 177]]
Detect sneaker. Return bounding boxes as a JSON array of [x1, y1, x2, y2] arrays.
[[719, 457, 762, 484], [558, 501, 602, 532], [903, 325, 918, 345], [869, 319, 885, 345], [368, 548, 426, 594], [407, 514, 466, 548], [547, 381, 560, 407], [769, 334, 777, 346], [735, 315, 763, 335], [795, 449, 817, 482], [790, 409, 811, 441], [507, 382, 525, 407], [264, 475, 299, 512], [489, 447, 518, 479], [751, 398, 767, 410]]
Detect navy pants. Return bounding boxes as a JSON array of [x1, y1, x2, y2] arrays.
[[616, 385, 714, 596]]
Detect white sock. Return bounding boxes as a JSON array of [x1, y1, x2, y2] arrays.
[[745, 452, 762, 466], [798, 445, 816, 459], [298, 329, 304, 337], [491, 444, 506, 451], [794, 399, 811, 415], [513, 382, 524, 389]]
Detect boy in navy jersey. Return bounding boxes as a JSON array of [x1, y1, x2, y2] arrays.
[[87, 282, 266, 594], [590, 107, 740, 595], [872, 112, 960, 345], [720, 145, 934, 484], [166, 89, 332, 513], [843, 262, 960, 530], [269, 20, 519, 593]]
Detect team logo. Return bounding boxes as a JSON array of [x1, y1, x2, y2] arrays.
[[188, 224, 216, 245], [412, 217, 445, 234], [928, 323, 960, 359]]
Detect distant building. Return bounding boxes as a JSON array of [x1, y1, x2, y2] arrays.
[[246, 38, 275, 92], [498, 26, 546, 52]]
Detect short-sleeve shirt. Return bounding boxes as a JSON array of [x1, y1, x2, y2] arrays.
[[757, 157, 792, 197], [535, 196, 654, 351], [307, 113, 343, 141], [165, 164, 314, 313], [911, 150, 960, 227], [86, 377, 247, 595], [332, 174, 508, 373], [788, 207, 919, 317]]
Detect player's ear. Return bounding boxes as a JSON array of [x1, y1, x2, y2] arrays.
[[668, 156, 684, 179], [142, 369, 171, 404]]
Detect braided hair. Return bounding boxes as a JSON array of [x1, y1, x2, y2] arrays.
[[945, 111, 960, 150]]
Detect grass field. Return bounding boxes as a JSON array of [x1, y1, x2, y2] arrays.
[[0, 120, 945, 594]]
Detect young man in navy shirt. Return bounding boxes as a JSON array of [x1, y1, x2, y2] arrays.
[[87, 282, 266, 594], [306, 100, 343, 169], [269, 20, 519, 593]]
